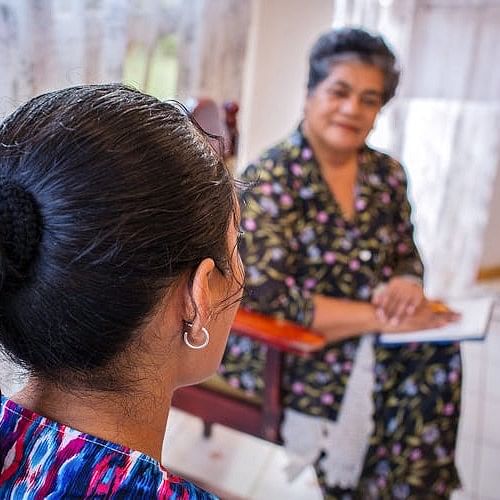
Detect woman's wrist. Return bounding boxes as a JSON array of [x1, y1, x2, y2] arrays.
[[363, 302, 385, 333], [313, 295, 386, 340]]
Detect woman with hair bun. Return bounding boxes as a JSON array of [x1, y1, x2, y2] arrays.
[[0, 84, 244, 498]]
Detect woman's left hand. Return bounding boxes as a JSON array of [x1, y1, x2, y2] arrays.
[[372, 276, 424, 325]]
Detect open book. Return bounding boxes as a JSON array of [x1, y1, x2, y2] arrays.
[[378, 296, 495, 345]]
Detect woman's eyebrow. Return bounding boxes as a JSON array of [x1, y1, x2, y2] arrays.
[[329, 80, 382, 96], [329, 80, 351, 89]]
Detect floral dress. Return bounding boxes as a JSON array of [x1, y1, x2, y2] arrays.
[[221, 128, 461, 499]]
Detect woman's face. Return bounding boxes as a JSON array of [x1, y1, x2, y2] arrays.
[[303, 60, 385, 154]]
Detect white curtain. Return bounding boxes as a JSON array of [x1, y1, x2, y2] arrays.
[[334, 0, 500, 295]]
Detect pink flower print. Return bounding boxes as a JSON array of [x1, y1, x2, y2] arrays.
[[230, 345, 241, 356], [392, 443, 402, 455], [355, 198, 367, 211], [324, 251, 336, 264], [260, 183, 273, 196], [422, 425, 440, 444], [342, 361, 353, 372], [228, 377, 240, 388], [349, 259, 361, 271], [291, 381, 305, 394], [244, 218, 256, 231], [377, 477, 387, 489], [280, 193, 293, 207], [443, 403, 455, 416], [316, 211, 329, 223], [382, 266, 393, 277], [320, 393, 335, 405], [387, 176, 399, 188], [410, 448, 422, 461], [381, 192, 391, 204], [448, 371, 459, 384], [291, 163, 303, 176], [302, 147, 313, 160], [376, 446, 387, 458], [285, 276, 296, 288], [434, 481, 446, 495], [304, 278, 317, 289], [324, 352, 337, 363], [397, 242, 408, 254]]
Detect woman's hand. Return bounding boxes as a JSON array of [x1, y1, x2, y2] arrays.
[[380, 300, 460, 334], [372, 276, 424, 325]]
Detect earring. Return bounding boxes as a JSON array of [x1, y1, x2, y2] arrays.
[[183, 322, 210, 350]]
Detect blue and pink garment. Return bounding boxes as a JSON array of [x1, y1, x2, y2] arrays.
[[0, 395, 217, 499]]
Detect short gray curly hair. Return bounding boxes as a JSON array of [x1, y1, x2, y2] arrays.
[[307, 27, 400, 104]]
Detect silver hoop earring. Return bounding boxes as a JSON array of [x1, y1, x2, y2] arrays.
[[183, 326, 209, 350]]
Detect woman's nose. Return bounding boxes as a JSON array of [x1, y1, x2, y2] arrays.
[[341, 95, 361, 115]]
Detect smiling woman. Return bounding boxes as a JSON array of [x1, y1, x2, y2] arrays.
[[221, 28, 462, 499], [303, 62, 384, 161]]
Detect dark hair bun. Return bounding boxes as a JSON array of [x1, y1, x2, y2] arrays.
[[0, 180, 42, 291]]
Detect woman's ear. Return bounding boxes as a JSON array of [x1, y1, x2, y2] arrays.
[[182, 258, 216, 343]]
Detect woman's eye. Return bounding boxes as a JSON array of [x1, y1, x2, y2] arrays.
[[329, 88, 348, 98], [362, 96, 381, 107]]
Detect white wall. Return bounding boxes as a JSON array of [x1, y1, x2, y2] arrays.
[[481, 161, 500, 268], [237, 0, 334, 169]]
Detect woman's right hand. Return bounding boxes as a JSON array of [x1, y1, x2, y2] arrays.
[[380, 300, 460, 334]]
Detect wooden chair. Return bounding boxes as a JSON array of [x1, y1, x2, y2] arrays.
[[186, 97, 239, 161], [172, 308, 326, 444], [174, 98, 325, 443]]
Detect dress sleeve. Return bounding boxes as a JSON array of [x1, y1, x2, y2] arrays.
[[389, 161, 424, 281], [239, 161, 315, 327]]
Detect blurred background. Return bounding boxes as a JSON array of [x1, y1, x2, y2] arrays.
[[1, 0, 498, 294], [0, 1, 499, 498]]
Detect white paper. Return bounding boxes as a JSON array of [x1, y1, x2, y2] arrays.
[[378, 297, 495, 345]]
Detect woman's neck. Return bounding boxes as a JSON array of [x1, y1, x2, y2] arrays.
[[12, 378, 172, 462]]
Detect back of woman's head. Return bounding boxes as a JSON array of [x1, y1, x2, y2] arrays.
[[307, 27, 400, 103], [0, 84, 236, 391]]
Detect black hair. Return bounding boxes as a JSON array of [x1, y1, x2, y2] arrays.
[[307, 27, 400, 104], [0, 84, 239, 391]]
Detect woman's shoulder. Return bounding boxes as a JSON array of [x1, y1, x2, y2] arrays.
[[241, 130, 305, 184], [363, 145, 407, 181]]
